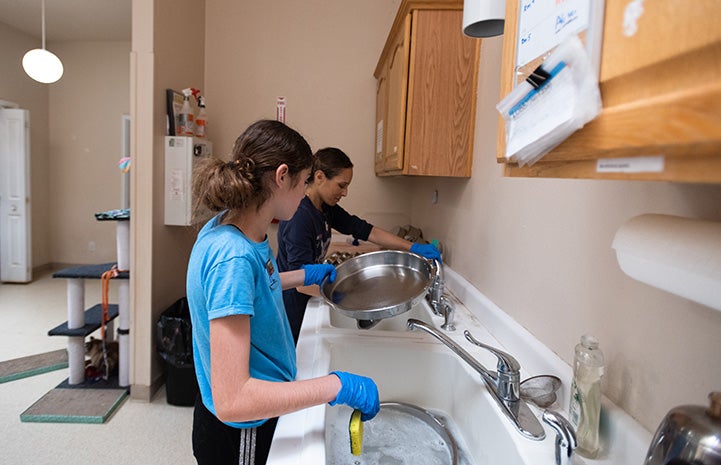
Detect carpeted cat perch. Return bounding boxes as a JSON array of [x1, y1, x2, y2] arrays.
[[20, 375, 128, 424]]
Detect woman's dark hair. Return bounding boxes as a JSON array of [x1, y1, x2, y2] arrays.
[[193, 120, 313, 214], [311, 147, 353, 182]]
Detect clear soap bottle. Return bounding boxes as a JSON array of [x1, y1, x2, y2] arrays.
[[569, 334, 605, 458]]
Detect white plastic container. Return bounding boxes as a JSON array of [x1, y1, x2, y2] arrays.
[[569, 334, 605, 458]]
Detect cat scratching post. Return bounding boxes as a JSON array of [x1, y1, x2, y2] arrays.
[[116, 219, 130, 387], [67, 280, 85, 384]]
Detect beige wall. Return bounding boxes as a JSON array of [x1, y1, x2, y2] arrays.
[[0, 22, 51, 269], [130, 0, 205, 396], [205, 0, 411, 234], [0, 23, 130, 269], [49, 41, 130, 265], [408, 37, 721, 432]]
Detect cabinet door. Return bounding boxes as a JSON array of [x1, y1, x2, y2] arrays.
[[405, 9, 477, 177], [375, 64, 389, 174], [383, 15, 411, 173]]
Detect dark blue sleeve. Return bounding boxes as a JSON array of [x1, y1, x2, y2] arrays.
[[326, 205, 373, 241], [277, 208, 319, 272]]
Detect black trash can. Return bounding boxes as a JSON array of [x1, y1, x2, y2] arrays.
[[157, 297, 199, 406]]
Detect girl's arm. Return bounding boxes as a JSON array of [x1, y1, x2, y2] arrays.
[[210, 314, 341, 422], [279, 270, 322, 296], [279, 269, 305, 291]]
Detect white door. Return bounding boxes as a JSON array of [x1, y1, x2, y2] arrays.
[[0, 109, 32, 283]]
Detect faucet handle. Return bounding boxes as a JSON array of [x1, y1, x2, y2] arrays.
[[463, 330, 520, 374], [542, 410, 577, 465]]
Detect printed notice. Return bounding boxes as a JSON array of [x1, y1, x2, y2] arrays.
[[169, 169, 185, 200], [596, 156, 665, 174], [517, 0, 591, 68]]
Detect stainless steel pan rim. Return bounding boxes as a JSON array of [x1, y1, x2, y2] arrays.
[[378, 402, 459, 465], [320, 250, 437, 321]]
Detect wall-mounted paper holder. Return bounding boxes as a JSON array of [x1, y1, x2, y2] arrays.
[[612, 214, 721, 312]]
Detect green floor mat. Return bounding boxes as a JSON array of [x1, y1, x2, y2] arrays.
[[20, 384, 129, 424], [0, 349, 68, 384]]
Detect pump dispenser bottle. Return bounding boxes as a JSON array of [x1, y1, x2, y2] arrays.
[[569, 334, 605, 458], [177, 88, 194, 136]]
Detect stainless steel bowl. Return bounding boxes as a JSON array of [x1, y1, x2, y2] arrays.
[[320, 250, 436, 321]]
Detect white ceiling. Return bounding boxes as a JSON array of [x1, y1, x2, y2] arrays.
[[0, 0, 131, 42]]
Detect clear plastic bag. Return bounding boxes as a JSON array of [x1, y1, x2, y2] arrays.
[[497, 36, 602, 167]]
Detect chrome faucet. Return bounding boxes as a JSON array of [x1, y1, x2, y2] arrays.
[[406, 318, 546, 440], [542, 410, 577, 465], [426, 260, 455, 331], [438, 295, 456, 331]]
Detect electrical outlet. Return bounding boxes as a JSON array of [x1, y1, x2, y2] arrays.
[[88, 241, 96, 252]]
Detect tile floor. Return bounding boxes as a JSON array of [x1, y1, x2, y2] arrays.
[[0, 268, 195, 464]]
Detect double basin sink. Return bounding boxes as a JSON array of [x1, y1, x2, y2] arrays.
[[266, 295, 558, 465]]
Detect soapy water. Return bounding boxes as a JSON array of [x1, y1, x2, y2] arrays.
[[326, 405, 475, 465]]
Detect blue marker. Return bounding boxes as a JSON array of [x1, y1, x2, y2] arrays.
[[509, 61, 567, 117]]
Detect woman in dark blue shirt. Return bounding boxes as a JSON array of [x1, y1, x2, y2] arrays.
[[276, 147, 441, 343]]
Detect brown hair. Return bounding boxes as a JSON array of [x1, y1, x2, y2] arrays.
[[193, 120, 312, 214], [310, 147, 353, 183]]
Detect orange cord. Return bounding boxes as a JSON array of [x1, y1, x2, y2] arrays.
[[100, 265, 119, 341], [99, 264, 127, 379]]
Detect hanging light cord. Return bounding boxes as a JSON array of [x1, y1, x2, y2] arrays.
[[41, 0, 46, 50]]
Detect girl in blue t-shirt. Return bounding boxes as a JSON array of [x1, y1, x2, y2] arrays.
[[276, 147, 442, 343], [187, 121, 379, 465]]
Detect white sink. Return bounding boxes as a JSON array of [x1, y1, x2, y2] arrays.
[[322, 337, 524, 464], [267, 266, 651, 465], [267, 296, 561, 465]]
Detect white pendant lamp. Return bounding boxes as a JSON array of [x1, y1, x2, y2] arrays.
[[463, 0, 506, 38], [22, 0, 64, 84]]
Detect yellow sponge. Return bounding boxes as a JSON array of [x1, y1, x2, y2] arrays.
[[349, 409, 364, 456]]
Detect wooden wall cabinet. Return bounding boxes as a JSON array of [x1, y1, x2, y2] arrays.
[[498, 1, 721, 183], [375, 0, 480, 177]]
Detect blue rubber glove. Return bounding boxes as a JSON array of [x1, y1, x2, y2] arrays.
[[329, 371, 380, 421], [410, 242, 442, 262], [300, 264, 336, 286]]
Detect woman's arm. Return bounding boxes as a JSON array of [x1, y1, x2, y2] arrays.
[[367, 226, 413, 251], [368, 226, 442, 261], [210, 314, 341, 422]]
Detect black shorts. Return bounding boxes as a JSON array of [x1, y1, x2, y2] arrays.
[[192, 394, 279, 465]]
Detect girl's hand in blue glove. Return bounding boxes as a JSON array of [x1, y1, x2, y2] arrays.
[[410, 242, 442, 262], [329, 371, 380, 421], [301, 264, 336, 286]]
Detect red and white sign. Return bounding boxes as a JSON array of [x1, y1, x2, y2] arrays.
[[276, 96, 286, 123]]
